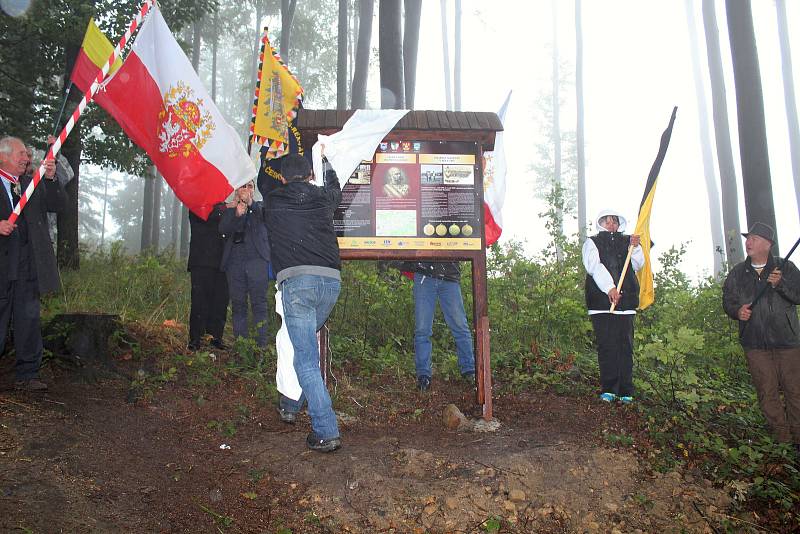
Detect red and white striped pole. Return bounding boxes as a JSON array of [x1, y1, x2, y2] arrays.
[[8, 0, 154, 224]]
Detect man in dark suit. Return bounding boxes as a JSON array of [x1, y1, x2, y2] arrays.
[[187, 203, 228, 351], [0, 136, 65, 391], [219, 180, 271, 348]]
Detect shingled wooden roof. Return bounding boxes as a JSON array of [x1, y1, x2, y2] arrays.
[[297, 109, 503, 131], [296, 109, 503, 148]]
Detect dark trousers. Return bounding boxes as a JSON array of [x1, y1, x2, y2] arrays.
[[590, 313, 635, 396], [745, 348, 800, 444], [189, 267, 229, 344], [0, 278, 43, 380], [227, 259, 269, 347]]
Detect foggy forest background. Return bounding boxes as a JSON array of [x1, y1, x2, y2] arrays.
[[1, 0, 797, 274]]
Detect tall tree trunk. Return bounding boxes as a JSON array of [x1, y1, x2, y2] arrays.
[[151, 168, 162, 251], [281, 0, 297, 62], [141, 174, 154, 253], [337, 0, 349, 109], [349, 0, 357, 93], [440, 0, 452, 110], [57, 42, 82, 269], [58, 134, 81, 269], [453, 0, 462, 111], [684, 0, 725, 274], [403, 0, 422, 109], [191, 20, 202, 73], [351, 0, 374, 108], [575, 0, 587, 242], [379, 0, 404, 109], [551, 0, 563, 256], [180, 206, 190, 258], [211, 12, 219, 101], [776, 0, 800, 220], [726, 0, 778, 251], [170, 191, 180, 257], [100, 171, 109, 248], [702, 0, 743, 263]]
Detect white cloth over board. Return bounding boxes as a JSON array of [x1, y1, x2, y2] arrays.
[[311, 109, 410, 187], [275, 290, 303, 401]]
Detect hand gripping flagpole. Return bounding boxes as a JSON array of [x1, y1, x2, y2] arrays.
[[609, 244, 635, 313], [8, 0, 154, 225], [749, 235, 800, 308]]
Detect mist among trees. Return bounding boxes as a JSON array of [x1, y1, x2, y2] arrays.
[[0, 1, 798, 270]]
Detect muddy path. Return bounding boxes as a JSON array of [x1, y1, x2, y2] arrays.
[[1, 353, 732, 533]]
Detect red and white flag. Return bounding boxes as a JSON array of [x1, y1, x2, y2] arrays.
[[482, 91, 511, 246], [95, 5, 254, 219]]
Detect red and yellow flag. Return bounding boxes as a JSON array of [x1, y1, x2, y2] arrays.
[[70, 18, 122, 94], [92, 6, 255, 219]]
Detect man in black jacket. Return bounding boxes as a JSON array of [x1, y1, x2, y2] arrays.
[[723, 222, 800, 448], [0, 136, 65, 391], [261, 154, 342, 453], [220, 181, 271, 348], [187, 203, 228, 351], [407, 261, 475, 392]]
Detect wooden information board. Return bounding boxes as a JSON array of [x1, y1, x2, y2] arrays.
[[298, 109, 503, 420]]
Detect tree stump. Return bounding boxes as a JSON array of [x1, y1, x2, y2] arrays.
[[43, 313, 123, 367]]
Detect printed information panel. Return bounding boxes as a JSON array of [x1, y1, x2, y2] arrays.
[[334, 140, 481, 250]]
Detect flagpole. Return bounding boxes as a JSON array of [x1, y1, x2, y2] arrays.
[[609, 245, 634, 312], [8, 0, 154, 225], [749, 234, 800, 308], [51, 81, 74, 137], [248, 27, 269, 155]]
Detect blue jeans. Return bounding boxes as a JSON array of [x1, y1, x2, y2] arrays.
[[413, 273, 475, 378], [280, 274, 341, 440]]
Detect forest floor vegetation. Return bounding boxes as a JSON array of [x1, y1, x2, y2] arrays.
[[0, 244, 798, 532]]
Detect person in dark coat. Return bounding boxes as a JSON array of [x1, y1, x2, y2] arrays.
[[582, 209, 643, 404], [187, 202, 228, 351], [723, 222, 800, 450], [0, 136, 65, 391], [219, 180, 271, 348], [260, 154, 343, 453]]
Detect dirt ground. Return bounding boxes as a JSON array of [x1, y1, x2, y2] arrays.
[[1, 346, 736, 533]]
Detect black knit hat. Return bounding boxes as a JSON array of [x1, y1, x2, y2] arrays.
[[281, 154, 311, 182]]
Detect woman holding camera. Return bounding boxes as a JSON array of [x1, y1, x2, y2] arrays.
[[219, 180, 271, 348]]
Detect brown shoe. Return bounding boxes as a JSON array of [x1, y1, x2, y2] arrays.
[[14, 378, 48, 392]]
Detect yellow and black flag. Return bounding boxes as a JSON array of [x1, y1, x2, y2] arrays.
[[249, 28, 303, 158], [634, 107, 678, 310]]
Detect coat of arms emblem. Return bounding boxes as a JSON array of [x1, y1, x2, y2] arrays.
[[158, 82, 215, 158]]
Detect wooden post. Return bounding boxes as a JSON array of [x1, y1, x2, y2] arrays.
[[472, 250, 492, 420], [318, 327, 329, 385], [479, 316, 492, 419]]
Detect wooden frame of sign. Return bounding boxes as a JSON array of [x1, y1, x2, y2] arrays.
[[297, 109, 503, 421]]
